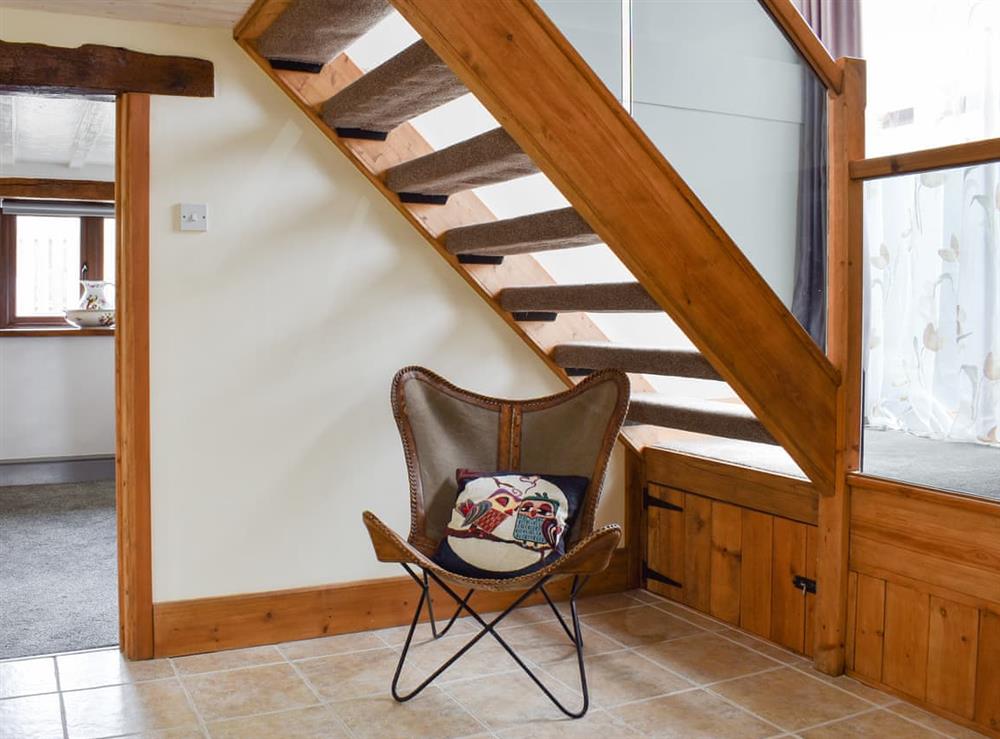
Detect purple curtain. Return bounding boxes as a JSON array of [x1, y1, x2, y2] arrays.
[[791, 0, 861, 349]]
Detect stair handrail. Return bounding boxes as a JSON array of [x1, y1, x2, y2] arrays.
[[758, 0, 844, 93]]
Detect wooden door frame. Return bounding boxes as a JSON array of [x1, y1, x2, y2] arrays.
[[115, 93, 153, 660]]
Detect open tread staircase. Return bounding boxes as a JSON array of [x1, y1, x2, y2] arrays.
[[234, 0, 829, 460]]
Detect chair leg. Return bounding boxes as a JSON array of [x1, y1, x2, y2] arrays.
[[540, 576, 590, 648], [423, 570, 473, 639], [422, 569, 592, 718]]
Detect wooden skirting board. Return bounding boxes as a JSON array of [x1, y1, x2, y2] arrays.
[[152, 549, 630, 657]]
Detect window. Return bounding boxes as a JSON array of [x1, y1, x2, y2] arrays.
[[0, 201, 115, 329]]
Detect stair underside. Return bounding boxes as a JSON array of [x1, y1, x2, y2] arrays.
[[323, 39, 466, 136], [256, 0, 391, 69], [384, 128, 538, 197], [554, 342, 723, 381], [628, 395, 774, 445], [499, 282, 660, 313], [443, 208, 600, 257]]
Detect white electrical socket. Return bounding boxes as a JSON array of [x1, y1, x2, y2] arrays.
[[179, 203, 208, 232]]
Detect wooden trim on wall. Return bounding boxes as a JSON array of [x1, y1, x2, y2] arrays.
[[644, 447, 817, 525], [850, 136, 1000, 180], [814, 57, 866, 676], [116, 93, 153, 660], [152, 549, 631, 657], [757, 0, 844, 93], [0, 41, 213, 98], [0, 178, 114, 201]]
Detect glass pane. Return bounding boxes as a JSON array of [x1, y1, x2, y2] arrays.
[[537, 0, 622, 101], [15, 216, 81, 317], [537, 0, 828, 348], [863, 163, 1000, 500], [103, 217, 116, 284], [863, 0, 1000, 158]]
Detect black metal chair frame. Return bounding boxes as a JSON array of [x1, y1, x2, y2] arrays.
[[391, 563, 592, 718]]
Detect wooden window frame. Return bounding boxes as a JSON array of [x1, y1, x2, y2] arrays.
[[0, 206, 112, 329]]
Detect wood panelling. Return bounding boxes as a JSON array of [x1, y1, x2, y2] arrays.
[[115, 94, 153, 660], [0, 40, 214, 97], [852, 574, 885, 682], [391, 0, 841, 492], [803, 526, 818, 658], [850, 136, 1000, 180], [977, 608, 1000, 732], [153, 549, 630, 657], [770, 517, 807, 653], [646, 488, 815, 653], [683, 495, 713, 613], [739, 510, 773, 638], [644, 448, 816, 525], [0, 177, 113, 200], [926, 597, 979, 718], [709, 501, 742, 625], [882, 583, 930, 700]]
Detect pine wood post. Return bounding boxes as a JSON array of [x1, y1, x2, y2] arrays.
[[816, 57, 866, 674], [116, 93, 154, 660]]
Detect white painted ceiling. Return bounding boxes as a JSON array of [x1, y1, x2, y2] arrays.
[[0, 94, 116, 181], [0, 0, 254, 27]]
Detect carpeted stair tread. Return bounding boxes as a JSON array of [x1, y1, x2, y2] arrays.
[[323, 40, 467, 136], [384, 128, 538, 197], [256, 0, 391, 69], [443, 208, 600, 257], [627, 394, 775, 445], [499, 282, 660, 313], [553, 342, 723, 380]]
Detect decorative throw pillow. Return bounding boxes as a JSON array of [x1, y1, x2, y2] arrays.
[[432, 470, 588, 579]]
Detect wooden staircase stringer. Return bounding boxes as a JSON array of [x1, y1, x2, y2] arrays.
[[234, 9, 663, 456], [389, 0, 840, 492]]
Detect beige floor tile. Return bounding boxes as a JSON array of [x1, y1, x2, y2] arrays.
[[398, 632, 519, 686], [544, 650, 692, 708], [0, 656, 57, 698], [800, 708, 941, 737], [0, 692, 65, 739], [62, 678, 199, 738], [446, 670, 583, 730], [122, 728, 206, 738], [172, 645, 284, 675], [58, 649, 174, 691], [610, 688, 776, 738], [329, 686, 482, 739], [293, 647, 400, 702], [503, 621, 623, 665], [581, 606, 704, 647], [485, 603, 558, 630], [636, 632, 781, 685], [792, 667, 896, 705], [717, 629, 811, 665], [628, 589, 663, 605], [646, 600, 732, 632], [496, 708, 639, 737], [711, 667, 869, 731], [278, 632, 387, 661], [559, 592, 645, 616], [207, 704, 348, 738], [181, 663, 316, 722], [886, 701, 988, 738], [376, 617, 477, 647]]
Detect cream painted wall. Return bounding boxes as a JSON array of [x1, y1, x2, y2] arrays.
[[0, 8, 626, 601], [0, 337, 115, 460]]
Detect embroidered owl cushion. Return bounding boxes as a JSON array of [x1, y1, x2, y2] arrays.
[[431, 470, 588, 579]]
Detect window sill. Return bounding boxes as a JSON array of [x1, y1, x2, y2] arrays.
[[0, 327, 115, 337]]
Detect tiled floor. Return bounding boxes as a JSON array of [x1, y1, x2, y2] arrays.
[[0, 589, 984, 738]]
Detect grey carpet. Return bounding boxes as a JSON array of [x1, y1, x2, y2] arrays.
[[256, 0, 392, 67], [384, 128, 538, 196], [499, 282, 660, 313], [863, 427, 1000, 501], [443, 207, 601, 257], [628, 394, 774, 445], [553, 342, 722, 381], [0, 480, 117, 659], [323, 40, 467, 135]]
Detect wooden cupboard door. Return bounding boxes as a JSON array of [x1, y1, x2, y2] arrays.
[[740, 509, 773, 638], [683, 494, 713, 612], [853, 574, 886, 682], [709, 501, 742, 625], [770, 517, 808, 652], [645, 485, 684, 601]]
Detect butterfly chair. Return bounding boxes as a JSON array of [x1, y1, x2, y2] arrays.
[[362, 366, 629, 718]]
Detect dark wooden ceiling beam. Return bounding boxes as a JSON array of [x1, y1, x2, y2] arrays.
[[0, 178, 114, 201], [0, 41, 214, 98]]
